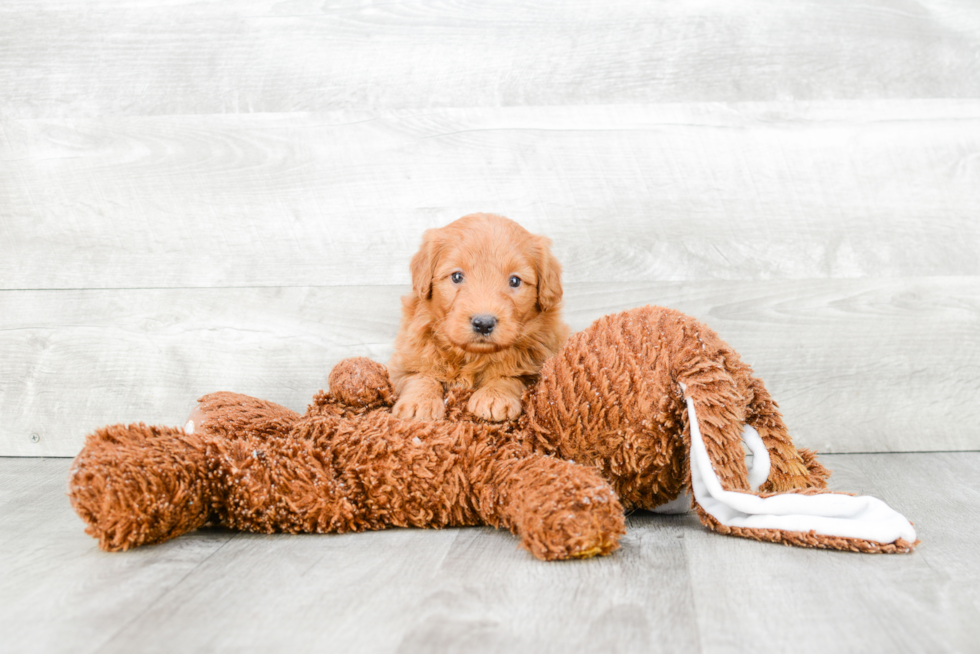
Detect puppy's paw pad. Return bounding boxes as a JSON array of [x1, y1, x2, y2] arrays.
[[393, 396, 446, 421], [467, 389, 522, 422]]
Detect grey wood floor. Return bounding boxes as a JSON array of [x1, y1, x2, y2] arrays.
[[2, 453, 976, 654]]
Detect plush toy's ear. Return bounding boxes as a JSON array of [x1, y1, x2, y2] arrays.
[[533, 234, 563, 312], [410, 228, 442, 300]]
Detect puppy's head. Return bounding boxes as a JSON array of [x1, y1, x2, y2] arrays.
[[410, 213, 563, 354]]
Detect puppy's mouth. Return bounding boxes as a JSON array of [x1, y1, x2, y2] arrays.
[[459, 338, 505, 354], [448, 335, 507, 354]]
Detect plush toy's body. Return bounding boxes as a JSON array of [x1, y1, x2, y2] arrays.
[[69, 306, 917, 560]]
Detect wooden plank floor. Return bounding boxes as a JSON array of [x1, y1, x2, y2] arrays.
[[2, 453, 977, 654]]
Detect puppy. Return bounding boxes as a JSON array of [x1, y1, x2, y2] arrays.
[[389, 213, 569, 422]]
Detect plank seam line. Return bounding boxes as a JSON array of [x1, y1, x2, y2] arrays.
[[0, 284, 412, 292], [2, 275, 977, 293], [820, 449, 980, 456], [5, 451, 979, 462]]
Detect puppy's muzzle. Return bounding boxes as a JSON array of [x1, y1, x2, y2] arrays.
[[471, 314, 497, 336]]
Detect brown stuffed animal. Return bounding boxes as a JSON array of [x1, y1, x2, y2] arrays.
[[68, 306, 917, 560]]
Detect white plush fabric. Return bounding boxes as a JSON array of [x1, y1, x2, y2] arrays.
[[681, 385, 917, 544], [650, 423, 769, 514], [740, 424, 770, 492]]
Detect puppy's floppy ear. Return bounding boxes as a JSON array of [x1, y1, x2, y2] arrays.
[[410, 228, 442, 300], [533, 234, 563, 312]]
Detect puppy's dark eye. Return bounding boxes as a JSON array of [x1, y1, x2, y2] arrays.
[[509, 275, 522, 288], [451, 271, 464, 284]]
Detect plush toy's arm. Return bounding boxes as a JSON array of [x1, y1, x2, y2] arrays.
[[326, 356, 625, 560], [466, 445, 626, 560]]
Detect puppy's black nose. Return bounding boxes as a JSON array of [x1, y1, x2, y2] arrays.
[[471, 314, 497, 336]]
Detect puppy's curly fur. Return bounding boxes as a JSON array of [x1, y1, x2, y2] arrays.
[[389, 213, 569, 422]]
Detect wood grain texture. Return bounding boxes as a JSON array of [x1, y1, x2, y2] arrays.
[[3, 101, 980, 289], [2, 454, 976, 654], [87, 518, 699, 654], [0, 458, 237, 654], [1, 0, 978, 121], [683, 451, 980, 654], [3, 277, 977, 456]]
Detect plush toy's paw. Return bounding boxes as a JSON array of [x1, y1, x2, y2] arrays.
[[518, 484, 625, 561], [393, 394, 447, 421], [467, 382, 523, 422], [329, 357, 395, 409], [69, 424, 211, 551]]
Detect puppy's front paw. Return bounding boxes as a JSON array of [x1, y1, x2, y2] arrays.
[[393, 395, 446, 421], [468, 385, 522, 422]]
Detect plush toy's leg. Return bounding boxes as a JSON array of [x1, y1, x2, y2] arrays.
[[469, 451, 626, 561], [308, 414, 627, 561], [180, 402, 628, 561], [70, 393, 304, 551], [69, 424, 212, 551]]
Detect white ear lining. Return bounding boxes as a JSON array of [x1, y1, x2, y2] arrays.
[[741, 424, 770, 492], [649, 406, 771, 513], [680, 383, 916, 544]]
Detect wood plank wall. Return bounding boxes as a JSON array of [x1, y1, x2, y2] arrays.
[[2, 0, 979, 456]]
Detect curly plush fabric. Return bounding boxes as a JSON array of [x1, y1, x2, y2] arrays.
[[71, 386, 625, 560], [69, 306, 917, 559]]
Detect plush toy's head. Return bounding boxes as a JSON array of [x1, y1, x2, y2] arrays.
[[521, 306, 916, 553]]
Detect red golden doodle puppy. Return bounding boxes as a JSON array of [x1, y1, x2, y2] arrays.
[[389, 213, 569, 422]]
